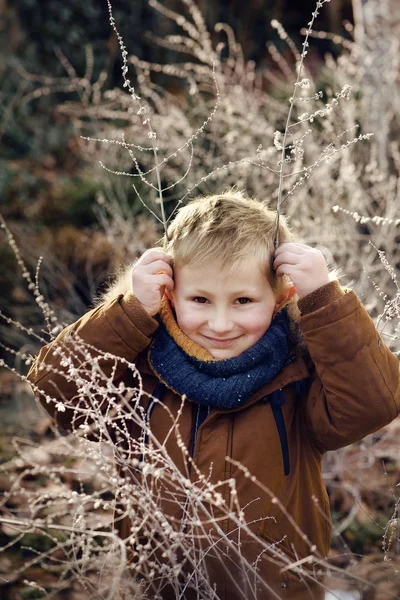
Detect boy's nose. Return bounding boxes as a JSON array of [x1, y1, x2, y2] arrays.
[[208, 310, 233, 334]]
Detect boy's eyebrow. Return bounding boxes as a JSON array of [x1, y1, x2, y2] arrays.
[[188, 288, 258, 297], [187, 288, 215, 297]]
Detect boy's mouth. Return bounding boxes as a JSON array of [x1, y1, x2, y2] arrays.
[[203, 335, 241, 345]]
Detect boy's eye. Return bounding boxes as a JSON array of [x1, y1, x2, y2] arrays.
[[192, 297, 208, 303], [237, 298, 252, 304]]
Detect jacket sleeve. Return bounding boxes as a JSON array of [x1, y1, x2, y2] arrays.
[[297, 281, 400, 453], [27, 292, 158, 433]]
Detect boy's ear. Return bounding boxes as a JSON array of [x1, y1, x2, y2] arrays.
[[165, 288, 175, 307], [273, 284, 296, 315]]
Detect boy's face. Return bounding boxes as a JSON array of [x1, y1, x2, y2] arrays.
[[169, 256, 282, 360]]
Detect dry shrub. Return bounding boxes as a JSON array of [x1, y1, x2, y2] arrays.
[[1, 0, 399, 598]]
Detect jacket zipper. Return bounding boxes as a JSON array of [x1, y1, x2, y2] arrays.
[[190, 403, 210, 457], [268, 389, 290, 477], [271, 404, 290, 476], [139, 382, 166, 463]]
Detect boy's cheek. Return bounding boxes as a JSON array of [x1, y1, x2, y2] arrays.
[[245, 315, 272, 335], [173, 303, 197, 330]]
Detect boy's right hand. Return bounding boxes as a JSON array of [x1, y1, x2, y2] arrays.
[[131, 249, 174, 316]]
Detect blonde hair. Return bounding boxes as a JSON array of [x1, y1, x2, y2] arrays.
[[97, 190, 295, 307], [164, 190, 293, 293]]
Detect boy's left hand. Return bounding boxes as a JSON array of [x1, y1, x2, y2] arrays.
[[273, 243, 330, 299]]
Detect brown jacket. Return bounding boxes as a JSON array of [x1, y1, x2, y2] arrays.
[[28, 281, 400, 600]]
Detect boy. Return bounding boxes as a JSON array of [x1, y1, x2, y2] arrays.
[[28, 191, 399, 600]]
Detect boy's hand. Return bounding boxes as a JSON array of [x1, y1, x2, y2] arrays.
[[131, 249, 174, 316], [273, 243, 330, 299]]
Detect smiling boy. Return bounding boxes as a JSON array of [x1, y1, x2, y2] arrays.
[[133, 251, 286, 360], [28, 191, 400, 600]]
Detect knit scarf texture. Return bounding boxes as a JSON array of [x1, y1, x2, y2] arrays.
[[148, 299, 291, 409]]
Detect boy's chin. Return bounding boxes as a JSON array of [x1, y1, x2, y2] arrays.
[[206, 345, 246, 360], [209, 349, 242, 360]]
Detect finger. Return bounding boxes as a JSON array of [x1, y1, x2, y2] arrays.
[[140, 249, 172, 265], [275, 264, 298, 278], [164, 277, 175, 292], [154, 274, 174, 291], [144, 260, 174, 277], [274, 243, 310, 256], [273, 252, 303, 269]]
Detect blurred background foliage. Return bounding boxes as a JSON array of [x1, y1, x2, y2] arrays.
[[0, 0, 353, 328]]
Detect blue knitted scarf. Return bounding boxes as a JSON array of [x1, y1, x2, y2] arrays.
[[148, 306, 291, 410]]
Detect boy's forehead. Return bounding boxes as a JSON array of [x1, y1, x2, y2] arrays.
[[175, 256, 270, 285]]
